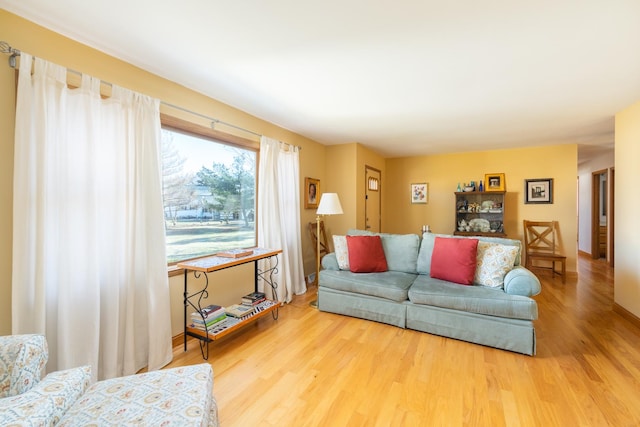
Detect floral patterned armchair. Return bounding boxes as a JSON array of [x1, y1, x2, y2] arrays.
[[0, 334, 219, 426]]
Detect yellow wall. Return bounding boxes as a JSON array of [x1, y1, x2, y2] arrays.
[[614, 101, 640, 317], [0, 10, 325, 336], [385, 145, 579, 272], [324, 144, 358, 237]]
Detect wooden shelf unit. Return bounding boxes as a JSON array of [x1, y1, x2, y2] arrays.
[[454, 191, 507, 237]]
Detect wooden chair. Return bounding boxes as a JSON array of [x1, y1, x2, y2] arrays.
[[523, 220, 566, 283], [308, 220, 329, 286]]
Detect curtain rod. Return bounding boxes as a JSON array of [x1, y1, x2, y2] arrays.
[[1, 41, 301, 150]]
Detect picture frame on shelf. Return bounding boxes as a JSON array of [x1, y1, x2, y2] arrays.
[[484, 173, 505, 192], [304, 177, 320, 209], [525, 178, 553, 204], [411, 183, 428, 204]]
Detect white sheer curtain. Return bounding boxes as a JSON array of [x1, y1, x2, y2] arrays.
[[257, 137, 305, 303], [12, 54, 172, 381]]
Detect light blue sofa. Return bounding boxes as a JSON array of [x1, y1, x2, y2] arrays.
[[318, 231, 541, 355]]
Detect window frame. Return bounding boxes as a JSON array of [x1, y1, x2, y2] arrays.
[[160, 114, 260, 276]]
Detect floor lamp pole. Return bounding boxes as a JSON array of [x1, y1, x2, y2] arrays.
[[310, 214, 321, 308]]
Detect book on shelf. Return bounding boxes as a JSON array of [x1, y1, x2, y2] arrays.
[[191, 313, 227, 327], [241, 291, 266, 305], [215, 248, 254, 258], [192, 304, 225, 320], [190, 317, 229, 331], [226, 304, 255, 318]]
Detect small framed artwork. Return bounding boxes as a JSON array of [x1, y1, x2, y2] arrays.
[[485, 173, 506, 192], [525, 178, 553, 204], [411, 183, 428, 204], [305, 177, 320, 209]]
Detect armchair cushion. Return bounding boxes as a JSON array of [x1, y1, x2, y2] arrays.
[[57, 363, 216, 427], [0, 334, 48, 397], [0, 365, 91, 426]]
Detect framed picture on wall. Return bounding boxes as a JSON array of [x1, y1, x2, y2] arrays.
[[411, 183, 428, 204], [305, 177, 320, 209], [525, 178, 553, 204]]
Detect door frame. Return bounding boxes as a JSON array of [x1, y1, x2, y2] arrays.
[[609, 167, 615, 267], [365, 165, 382, 232]]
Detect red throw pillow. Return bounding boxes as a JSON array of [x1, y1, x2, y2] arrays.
[[430, 237, 479, 285], [346, 235, 388, 273]]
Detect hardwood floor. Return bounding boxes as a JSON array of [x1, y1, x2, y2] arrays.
[[166, 253, 640, 426]]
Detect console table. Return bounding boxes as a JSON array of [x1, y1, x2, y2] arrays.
[[177, 247, 282, 359]]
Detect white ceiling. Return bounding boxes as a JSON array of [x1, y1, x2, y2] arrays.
[[2, 0, 636, 160]]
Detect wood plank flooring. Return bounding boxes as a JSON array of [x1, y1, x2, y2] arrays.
[[166, 253, 640, 426]]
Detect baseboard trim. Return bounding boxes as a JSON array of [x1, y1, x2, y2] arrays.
[[172, 333, 186, 349], [613, 303, 640, 329]]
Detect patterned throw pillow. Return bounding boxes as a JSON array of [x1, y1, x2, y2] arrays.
[[474, 242, 519, 288], [332, 235, 349, 270]]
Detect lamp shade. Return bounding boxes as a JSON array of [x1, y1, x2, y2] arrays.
[[316, 193, 343, 215]]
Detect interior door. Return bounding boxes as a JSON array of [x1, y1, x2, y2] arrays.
[[365, 166, 381, 232], [591, 169, 607, 260]]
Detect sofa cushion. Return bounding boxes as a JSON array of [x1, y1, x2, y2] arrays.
[[57, 364, 215, 427], [319, 270, 416, 302], [430, 237, 478, 285], [474, 242, 519, 288], [0, 334, 48, 398], [347, 230, 420, 273], [0, 365, 91, 426], [332, 235, 350, 270], [346, 235, 388, 273], [379, 233, 420, 273], [408, 274, 538, 320], [418, 233, 523, 274]]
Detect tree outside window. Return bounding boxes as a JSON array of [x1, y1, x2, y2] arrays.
[[161, 128, 256, 264]]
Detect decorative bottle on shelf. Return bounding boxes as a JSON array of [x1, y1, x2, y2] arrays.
[[478, 180, 484, 192], [456, 183, 462, 192]]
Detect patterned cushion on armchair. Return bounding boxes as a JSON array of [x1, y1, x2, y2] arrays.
[[57, 363, 218, 427], [0, 365, 91, 426], [0, 334, 48, 397]]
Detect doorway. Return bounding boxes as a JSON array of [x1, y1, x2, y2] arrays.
[[365, 166, 381, 232], [591, 169, 614, 265]]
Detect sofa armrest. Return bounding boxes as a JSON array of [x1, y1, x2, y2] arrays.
[[321, 252, 340, 271], [0, 334, 48, 397], [503, 266, 542, 297], [0, 365, 91, 426]]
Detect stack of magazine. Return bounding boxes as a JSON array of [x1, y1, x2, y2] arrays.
[[226, 291, 267, 318], [242, 292, 266, 306], [190, 304, 227, 331]]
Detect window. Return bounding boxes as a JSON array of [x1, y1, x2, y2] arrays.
[[161, 121, 257, 264]]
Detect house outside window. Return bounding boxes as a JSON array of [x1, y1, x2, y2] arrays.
[[161, 126, 257, 264]]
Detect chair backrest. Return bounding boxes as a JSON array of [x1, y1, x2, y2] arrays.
[[0, 334, 48, 397], [308, 220, 329, 260], [523, 220, 560, 255]]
